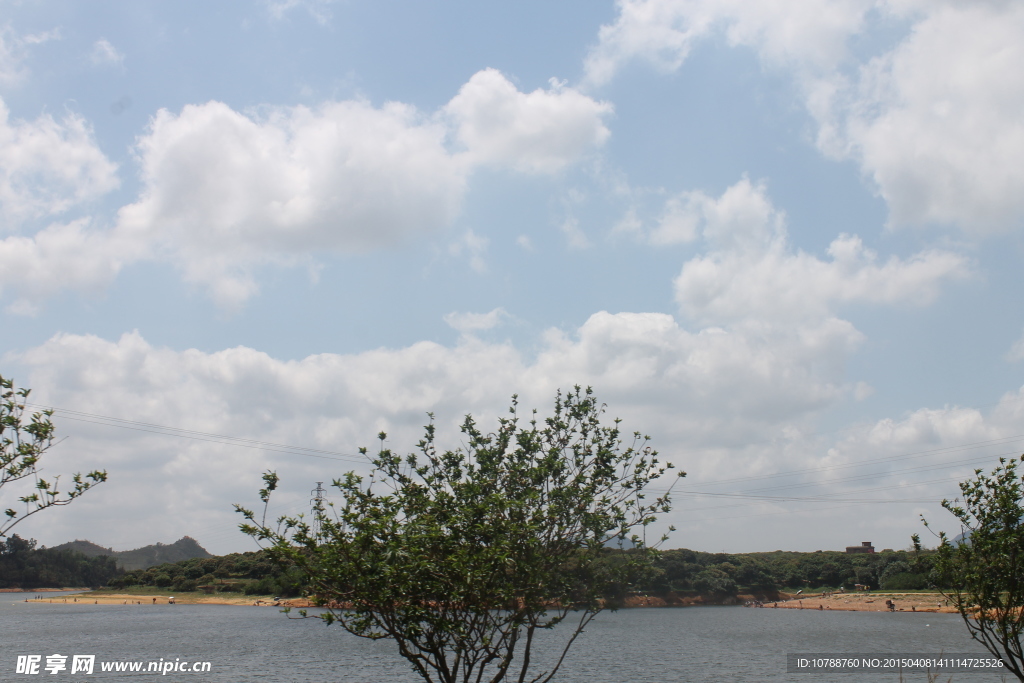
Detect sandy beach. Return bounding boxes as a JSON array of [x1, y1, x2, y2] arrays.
[[20, 590, 957, 613], [773, 592, 957, 613], [19, 592, 315, 607]]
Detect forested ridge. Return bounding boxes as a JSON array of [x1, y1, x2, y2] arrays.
[[103, 545, 936, 598], [108, 550, 305, 596], [0, 535, 123, 589], [2, 536, 936, 596], [0, 536, 301, 594], [642, 547, 935, 594]]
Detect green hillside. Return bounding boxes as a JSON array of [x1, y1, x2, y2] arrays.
[[50, 536, 213, 571]]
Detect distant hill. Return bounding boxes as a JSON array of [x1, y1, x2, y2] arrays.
[[50, 537, 213, 571], [52, 540, 117, 557]]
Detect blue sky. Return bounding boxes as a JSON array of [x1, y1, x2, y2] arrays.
[[3, 0, 1024, 554]]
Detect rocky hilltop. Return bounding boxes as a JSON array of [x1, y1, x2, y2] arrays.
[[50, 536, 212, 571]]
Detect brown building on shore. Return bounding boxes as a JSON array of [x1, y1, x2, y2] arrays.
[[845, 541, 875, 554]]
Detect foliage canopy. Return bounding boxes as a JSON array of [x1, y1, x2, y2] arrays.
[[1, 374, 106, 539], [239, 387, 680, 683], [925, 456, 1024, 681]]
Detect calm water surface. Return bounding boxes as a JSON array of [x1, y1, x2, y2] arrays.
[[1, 594, 1006, 682]]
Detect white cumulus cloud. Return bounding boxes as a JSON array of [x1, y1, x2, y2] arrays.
[[671, 178, 969, 323], [447, 229, 490, 274], [265, 0, 337, 25], [820, 2, 1024, 232], [0, 25, 62, 86], [1006, 330, 1024, 363], [0, 66, 611, 310], [445, 69, 612, 174], [116, 98, 465, 308], [587, 0, 1024, 234], [816, 388, 1024, 507], [0, 219, 143, 314], [584, 0, 871, 86], [0, 99, 119, 224], [90, 38, 124, 66], [0, 27, 25, 86], [443, 307, 509, 335]]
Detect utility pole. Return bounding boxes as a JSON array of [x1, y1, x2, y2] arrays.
[[310, 482, 325, 538]]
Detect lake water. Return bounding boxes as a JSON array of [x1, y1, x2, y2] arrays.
[[2, 593, 1008, 682]]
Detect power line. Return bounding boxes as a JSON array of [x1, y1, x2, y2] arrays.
[[660, 448, 1001, 515], [647, 447, 1016, 502], [27, 402, 372, 465], [671, 474, 966, 515], [692, 434, 1024, 489], [673, 489, 939, 504], [726, 449, 1018, 497], [29, 402, 1024, 487], [654, 444, 1018, 518], [24, 401, 1019, 519], [684, 498, 943, 526]]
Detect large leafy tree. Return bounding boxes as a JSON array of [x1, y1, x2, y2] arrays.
[[924, 456, 1024, 681], [1, 374, 107, 538], [239, 387, 681, 683]]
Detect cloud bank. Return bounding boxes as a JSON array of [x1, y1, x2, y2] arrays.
[[0, 70, 611, 310]]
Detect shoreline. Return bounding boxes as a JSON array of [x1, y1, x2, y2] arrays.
[[620, 590, 955, 613], [771, 592, 956, 613], [19, 590, 957, 613], [19, 592, 307, 607]]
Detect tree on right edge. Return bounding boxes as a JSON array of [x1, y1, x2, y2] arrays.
[[924, 456, 1024, 681]]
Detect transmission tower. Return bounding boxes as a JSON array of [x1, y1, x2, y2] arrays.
[[310, 482, 325, 538]]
